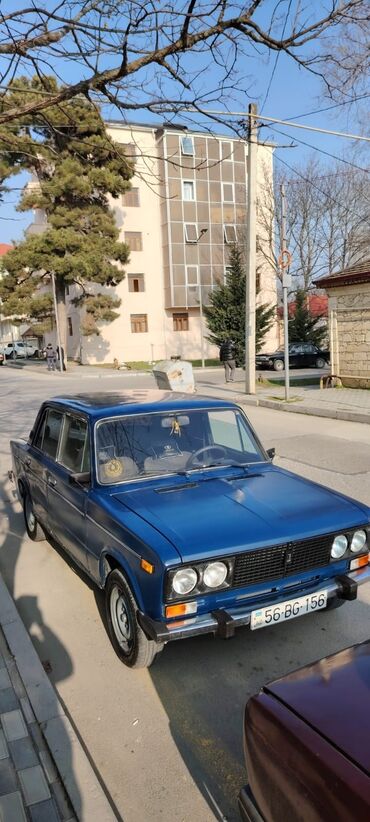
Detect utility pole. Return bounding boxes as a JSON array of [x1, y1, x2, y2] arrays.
[[51, 272, 63, 374], [245, 103, 257, 394], [280, 183, 291, 401]]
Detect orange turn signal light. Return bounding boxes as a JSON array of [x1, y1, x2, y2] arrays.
[[165, 602, 197, 619], [350, 553, 370, 571], [141, 558, 154, 574]]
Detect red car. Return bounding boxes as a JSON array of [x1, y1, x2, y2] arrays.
[[0, 352, 4, 366], [239, 639, 370, 821]]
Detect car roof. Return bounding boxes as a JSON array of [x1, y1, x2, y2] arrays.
[[47, 390, 238, 419]]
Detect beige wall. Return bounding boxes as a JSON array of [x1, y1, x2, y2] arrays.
[[328, 283, 370, 379], [67, 123, 278, 364]]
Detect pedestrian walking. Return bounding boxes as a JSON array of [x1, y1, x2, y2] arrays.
[[219, 338, 236, 383], [45, 343, 56, 371], [56, 345, 66, 371]]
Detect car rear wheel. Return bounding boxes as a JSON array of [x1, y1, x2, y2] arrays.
[[10, 351, 17, 360], [23, 494, 46, 541], [105, 569, 161, 668], [273, 359, 284, 372], [315, 357, 326, 369]]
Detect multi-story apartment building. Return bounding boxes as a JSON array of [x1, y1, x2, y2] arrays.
[[64, 121, 278, 364]]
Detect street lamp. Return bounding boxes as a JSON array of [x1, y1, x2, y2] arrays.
[[196, 227, 208, 368]]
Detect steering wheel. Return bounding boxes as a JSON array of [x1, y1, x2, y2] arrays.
[[186, 445, 227, 469]]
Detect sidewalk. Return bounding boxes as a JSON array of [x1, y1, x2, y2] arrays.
[[197, 381, 370, 424], [0, 576, 117, 822]]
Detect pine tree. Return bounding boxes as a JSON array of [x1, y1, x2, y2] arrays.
[[204, 244, 275, 364], [0, 77, 133, 361], [288, 288, 327, 347]]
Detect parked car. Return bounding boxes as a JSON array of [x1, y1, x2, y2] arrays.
[[10, 391, 370, 668], [239, 639, 370, 822], [0, 341, 39, 359], [0, 351, 4, 366], [256, 342, 330, 371]]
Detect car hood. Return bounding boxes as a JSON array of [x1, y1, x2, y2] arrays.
[[112, 467, 368, 562], [265, 640, 370, 775]]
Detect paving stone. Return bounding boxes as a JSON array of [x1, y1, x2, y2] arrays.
[[8, 736, 38, 770], [1, 710, 28, 742], [0, 653, 7, 671], [0, 758, 18, 795], [29, 797, 61, 822], [0, 689, 19, 714], [0, 791, 27, 822], [39, 749, 58, 784], [20, 696, 35, 725], [18, 765, 51, 806], [28, 723, 46, 754], [0, 670, 11, 692], [0, 731, 8, 762], [7, 663, 26, 701]]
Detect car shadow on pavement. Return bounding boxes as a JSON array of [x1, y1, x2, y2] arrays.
[[149, 595, 370, 822]]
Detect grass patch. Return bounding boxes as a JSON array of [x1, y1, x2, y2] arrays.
[[267, 395, 302, 403], [265, 376, 321, 387]]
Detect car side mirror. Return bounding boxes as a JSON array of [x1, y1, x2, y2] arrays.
[[69, 471, 90, 486], [266, 447, 275, 460]]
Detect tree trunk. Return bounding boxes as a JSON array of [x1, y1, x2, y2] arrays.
[[55, 277, 67, 371]]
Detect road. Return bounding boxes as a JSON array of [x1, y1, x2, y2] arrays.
[[1, 367, 369, 822]]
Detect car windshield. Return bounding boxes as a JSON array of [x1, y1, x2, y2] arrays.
[[95, 408, 265, 484]]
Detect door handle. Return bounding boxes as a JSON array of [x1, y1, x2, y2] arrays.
[[25, 458, 31, 468], [47, 476, 57, 487]]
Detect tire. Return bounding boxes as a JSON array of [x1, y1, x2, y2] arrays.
[[324, 597, 346, 612], [273, 359, 284, 372], [23, 494, 46, 541], [315, 357, 326, 369], [11, 351, 17, 360], [32, 350, 39, 358], [105, 570, 160, 668]]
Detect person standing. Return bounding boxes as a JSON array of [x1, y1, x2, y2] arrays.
[[219, 338, 236, 383], [45, 343, 56, 372]]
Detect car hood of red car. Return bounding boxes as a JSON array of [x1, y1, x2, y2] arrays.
[[265, 640, 370, 775]]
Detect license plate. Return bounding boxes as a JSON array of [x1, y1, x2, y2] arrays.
[[250, 590, 328, 630]]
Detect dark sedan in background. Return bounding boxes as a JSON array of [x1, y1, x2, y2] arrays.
[[239, 637, 370, 822], [256, 343, 330, 372]]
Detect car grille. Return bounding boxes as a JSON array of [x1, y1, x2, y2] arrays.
[[232, 534, 333, 589]]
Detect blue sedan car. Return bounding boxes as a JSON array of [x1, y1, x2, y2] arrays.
[[10, 391, 370, 668]]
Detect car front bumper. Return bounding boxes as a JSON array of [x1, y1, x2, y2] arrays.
[[138, 566, 370, 645]]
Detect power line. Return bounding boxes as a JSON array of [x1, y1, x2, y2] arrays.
[[260, 0, 293, 115], [268, 124, 370, 174], [286, 94, 370, 122]]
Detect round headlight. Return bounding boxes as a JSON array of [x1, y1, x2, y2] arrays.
[[172, 568, 197, 595], [331, 534, 348, 559], [203, 561, 228, 589], [351, 530, 367, 553]]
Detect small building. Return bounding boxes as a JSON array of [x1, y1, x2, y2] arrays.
[[315, 261, 370, 387]]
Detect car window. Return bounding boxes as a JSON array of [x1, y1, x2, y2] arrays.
[[208, 409, 243, 451], [41, 409, 63, 460], [59, 416, 90, 474], [33, 411, 47, 450]]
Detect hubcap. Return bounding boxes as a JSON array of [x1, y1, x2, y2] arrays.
[[27, 504, 35, 530], [110, 586, 132, 653]]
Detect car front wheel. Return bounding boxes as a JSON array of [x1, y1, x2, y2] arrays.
[[315, 357, 326, 369], [23, 494, 46, 541], [105, 570, 161, 668], [273, 359, 284, 372]]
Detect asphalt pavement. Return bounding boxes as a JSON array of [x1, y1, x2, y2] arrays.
[[1, 367, 370, 822]]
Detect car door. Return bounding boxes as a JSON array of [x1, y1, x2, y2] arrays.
[[46, 413, 90, 569], [288, 345, 301, 368], [26, 407, 64, 528]]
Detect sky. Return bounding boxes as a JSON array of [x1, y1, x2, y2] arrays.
[[0, 1, 368, 244]]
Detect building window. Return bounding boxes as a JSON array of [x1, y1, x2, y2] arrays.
[[125, 231, 142, 251], [224, 266, 232, 284], [184, 223, 198, 243], [181, 135, 195, 156], [185, 265, 199, 286], [128, 274, 145, 293], [220, 141, 232, 161], [122, 188, 140, 207], [224, 224, 237, 244], [67, 317, 73, 336], [182, 180, 195, 201], [130, 313, 148, 333], [222, 182, 234, 203], [173, 312, 189, 331]]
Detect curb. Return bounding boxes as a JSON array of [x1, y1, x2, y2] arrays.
[[0, 575, 118, 822], [235, 395, 370, 424]]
